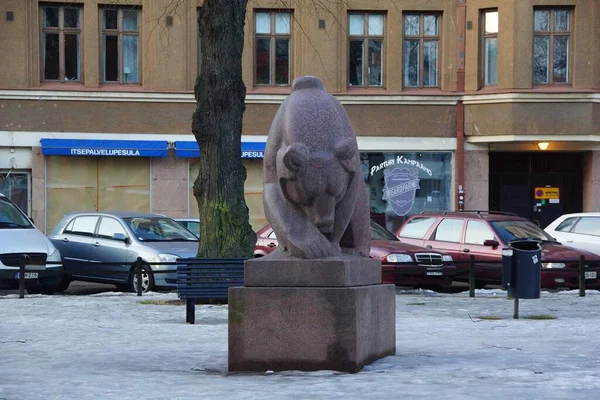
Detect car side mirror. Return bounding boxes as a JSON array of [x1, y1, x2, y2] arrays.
[[113, 233, 130, 243], [483, 239, 499, 248]]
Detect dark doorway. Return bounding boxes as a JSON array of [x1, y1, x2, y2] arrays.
[[489, 152, 583, 228]]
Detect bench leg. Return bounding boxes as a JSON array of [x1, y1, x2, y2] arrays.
[[186, 299, 195, 324]]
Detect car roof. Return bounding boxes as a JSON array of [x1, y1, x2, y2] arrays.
[[63, 211, 168, 219], [174, 218, 200, 222], [554, 212, 600, 218], [414, 211, 526, 221]]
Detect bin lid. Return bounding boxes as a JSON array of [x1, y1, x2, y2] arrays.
[[508, 238, 542, 251]]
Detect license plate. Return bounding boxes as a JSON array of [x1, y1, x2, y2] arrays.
[[15, 272, 39, 279], [426, 271, 443, 276], [585, 271, 597, 280]]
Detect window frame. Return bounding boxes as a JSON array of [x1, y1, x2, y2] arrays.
[[532, 7, 572, 85], [100, 7, 141, 85], [403, 12, 442, 89], [464, 220, 496, 245], [40, 4, 83, 83], [572, 217, 600, 237], [97, 216, 128, 240], [480, 9, 498, 87], [253, 10, 293, 87], [67, 216, 100, 237], [347, 12, 385, 88], [430, 218, 465, 243]]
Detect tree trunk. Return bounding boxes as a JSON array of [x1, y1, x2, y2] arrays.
[[192, 0, 256, 258]]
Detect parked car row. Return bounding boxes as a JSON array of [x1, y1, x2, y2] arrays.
[[3, 188, 600, 295]]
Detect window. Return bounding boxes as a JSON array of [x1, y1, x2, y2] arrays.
[[41, 5, 82, 82], [465, 221, 495, 245], [101, 7, 140, 84], [432, 219, 463, 242], [254, 11, 291, 86], [0, 171, 30, 216], [97, 217, 127, 239], [482, 10, 498, 86], [399, 217, 437, 239], [403, 13, 440, 88], [348, 13, 384, 87], [68, 216, 99, 236], [533, 8, 571, 84], [573, 218, 600, 236], [555, 217, 578, 232]]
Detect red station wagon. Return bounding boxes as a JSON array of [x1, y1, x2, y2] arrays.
[[396, 211, 600, 289], [255, 220, 457, 289]]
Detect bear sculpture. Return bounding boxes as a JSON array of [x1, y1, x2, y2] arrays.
[[263, 75, 370, 259]]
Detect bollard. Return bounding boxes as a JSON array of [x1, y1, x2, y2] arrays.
[[468, 255, 475, 298], [18, 256, 26, 299], [579, 255, 586, 297], [135, 257, 144, 296]]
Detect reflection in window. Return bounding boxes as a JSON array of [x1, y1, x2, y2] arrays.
[[433, 219, 464, 242], [465, 221, 495, 245], [573, 218, 600, 236], [41, 5, 81, 82], [254, 11, 292, 86], [404, 13, 440, 88], [98, 217, 127, 239], [362, 152, 452, 234], [533, 8, 570, 85], [348, 13, 384, 87], [101, 8, 140, 84], [482, 10, 498, 86], [398, 217, 437, 239]]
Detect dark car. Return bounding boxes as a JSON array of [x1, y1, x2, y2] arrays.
[[396, 210, 600, 289], [255, 220, 456, 289]]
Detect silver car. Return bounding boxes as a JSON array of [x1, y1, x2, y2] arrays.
[[48, 212, 198, 293]]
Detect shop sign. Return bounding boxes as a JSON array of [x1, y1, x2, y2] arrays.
[[534, 187, 560, 200], [382, 167, 421, 216], [370, 156, 433, 177], [40, 139, 168, 157]]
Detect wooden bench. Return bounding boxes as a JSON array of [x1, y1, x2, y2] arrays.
[[176, 258, 246, 324]]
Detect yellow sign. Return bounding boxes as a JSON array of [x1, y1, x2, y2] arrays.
[[534, 187, 560, 200]]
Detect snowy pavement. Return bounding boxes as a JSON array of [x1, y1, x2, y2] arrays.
[[2, 288, 600, 400]]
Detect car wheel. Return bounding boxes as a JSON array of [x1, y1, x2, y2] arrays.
[[55, 276, 71, 293], [129, 265, 155, 293]]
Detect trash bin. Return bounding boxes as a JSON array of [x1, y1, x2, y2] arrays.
[[503, 239, 542, 299]]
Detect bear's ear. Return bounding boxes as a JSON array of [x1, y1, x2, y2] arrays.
[[282, 143, 309, 173], [334, 138, 358, 171]]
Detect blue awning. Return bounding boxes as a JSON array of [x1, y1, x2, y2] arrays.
[[175, 141, 266, 159], [40, 139, 169, 157]]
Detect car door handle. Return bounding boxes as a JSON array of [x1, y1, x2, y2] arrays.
[[267, 242, 277, 248], [463, 248, 470, 253], [62, 238, 69, 242], [93, 242, 100, 247]]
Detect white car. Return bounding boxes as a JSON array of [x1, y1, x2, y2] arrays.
[[545, 213, 600, 255]]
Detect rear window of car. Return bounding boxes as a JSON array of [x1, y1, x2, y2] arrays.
[[398, 217, 437, 239]]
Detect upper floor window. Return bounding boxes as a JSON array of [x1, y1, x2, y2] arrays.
[[533, 8, 571, 85], [101, 7, 140, 84], [41, 5, 82, 82], [403, 13, 440, 88], [348, 13, 384, 87], [254, 11, 291, 86], [482, 10, 498, 86]]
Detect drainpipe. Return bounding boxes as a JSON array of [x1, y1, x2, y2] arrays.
[[456, 0, 466, 211]]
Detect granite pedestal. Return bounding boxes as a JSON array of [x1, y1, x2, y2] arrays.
[[228, 257, 396, 373]]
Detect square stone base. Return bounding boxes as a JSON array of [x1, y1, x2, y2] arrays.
[[228, 284, 396, 373]]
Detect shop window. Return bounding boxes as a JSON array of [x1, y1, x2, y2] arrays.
[[254, 10, 292, 86], [0, 171, 30, 216], [362, 152, 452, 234], [41, 4, 82, 82], [348, 12, 385, 87], [46, 157, 150, 232], [403, 13, 441, 88], [481, 10, 498, 86], [189, 159, 266, 231], [533, 8, 571, 85], [101, 7, 140, 84]]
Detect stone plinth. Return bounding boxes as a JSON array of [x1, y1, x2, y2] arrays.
[[244, 256, 382, 287], [228, 258, 396, 373]]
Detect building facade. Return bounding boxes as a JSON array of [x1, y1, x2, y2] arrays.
[[1, 0, 599, 235]]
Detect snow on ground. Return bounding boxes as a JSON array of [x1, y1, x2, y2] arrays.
[[2, 288, 600, 400]]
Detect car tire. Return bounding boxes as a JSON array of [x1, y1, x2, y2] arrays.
[[55, 276, 71, 293], [129, 265, 155, 293]]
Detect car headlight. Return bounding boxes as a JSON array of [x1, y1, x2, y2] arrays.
[[442, 255, 453, 262], [158, 253, 179, 263], [47, 248, 62, 263], [386, 253, 413, 263], [542, 262, 566, 269]]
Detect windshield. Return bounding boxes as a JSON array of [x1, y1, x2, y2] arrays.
[[0, 197, 33, 229], [123, 217, 198, 242], [490, 220, 556, 243], [370, 221, 399, 241]]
